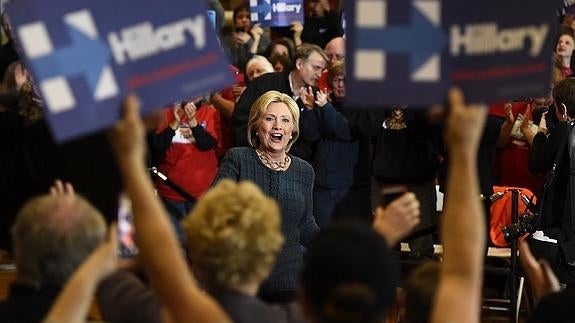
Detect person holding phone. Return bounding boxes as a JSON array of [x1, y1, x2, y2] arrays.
[[222, 4, 270, 73]]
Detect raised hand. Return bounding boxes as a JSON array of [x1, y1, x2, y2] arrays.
[[291, 21, 303, 46], [49, 179, 75, 196], [183, 101, 198, 127], [538, 110, 549, 135], [290, 21, 303, 35], [110, 95, 146, 167], [518, 240, 560, 304], [446, 88, 488, 152], [170, 104, 184, 130], [314, 90, 328, 107], [14, 63, 29, 91], [372, 192, 421, 246], [520, 103, 533, 131], [250, 23, 263, 40], [300, 86, 315, 110], [503, 102, 515, 125]]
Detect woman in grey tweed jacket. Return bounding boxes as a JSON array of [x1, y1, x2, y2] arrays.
[[213, 90, 320, 303]]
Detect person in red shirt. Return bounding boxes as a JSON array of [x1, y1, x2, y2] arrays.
[[490, 100, 544, 195], [150, 98, 221, 241], [209, 65, 245, 159], [317, 37, 345, 94]]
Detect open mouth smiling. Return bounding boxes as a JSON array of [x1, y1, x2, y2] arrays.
[[270, 133, 283, 142]]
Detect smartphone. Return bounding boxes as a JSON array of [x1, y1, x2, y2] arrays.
[[380, 185, 407, 207], [117, 193, 138, 258], [206, 10, 216, 30]]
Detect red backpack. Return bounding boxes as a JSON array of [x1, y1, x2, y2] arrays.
[[489, 186, 537, 247]]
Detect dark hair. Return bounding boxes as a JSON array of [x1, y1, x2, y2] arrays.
[[264, 38, 295, 61], [302, 220, 398, 323], [268, 53, 293, 72], [233, 4, 250, 24], [553, 77, 575, 118], [404, 262, 440, 323]]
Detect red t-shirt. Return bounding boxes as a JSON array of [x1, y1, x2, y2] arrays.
[[489, 101, 543, 195], [217, 65, 245, 158], [155, 105, 221, 201]]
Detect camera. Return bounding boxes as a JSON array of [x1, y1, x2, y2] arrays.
[[532, 105, 558, 131], [500, 195, 540, 243], [501, 211, 539, 243], [380, 184, 407, 208]]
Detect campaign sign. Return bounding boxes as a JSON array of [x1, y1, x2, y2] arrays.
[[346, 0, 558, 106], [7, 0, 233, 142], [250, 0, 304, 27]]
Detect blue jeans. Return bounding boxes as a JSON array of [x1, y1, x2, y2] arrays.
[[161, 198, 195, 243], [313, 185, 372, 228]]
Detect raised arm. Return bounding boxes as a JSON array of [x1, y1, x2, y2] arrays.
[[496, 103, 514, 148], [431, 88, 487, 323], [232, 83, 261, 146], [110, 96, 230, 323]]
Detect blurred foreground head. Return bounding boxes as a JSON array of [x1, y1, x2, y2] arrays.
[[13, 193, 106, 286], [301, 221, 399, 323], [184, 179, 284, 289]]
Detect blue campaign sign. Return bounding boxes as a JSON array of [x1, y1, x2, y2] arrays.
[[7, 0, 233, 142], [346, 0, 558, 106], [250, 0, 304, 27]]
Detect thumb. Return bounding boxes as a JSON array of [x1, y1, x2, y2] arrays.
[[519, 239, 538, 270], [448, 87, 465, 112], [539, 259, 561, 293], [123, 95, 141, 120]]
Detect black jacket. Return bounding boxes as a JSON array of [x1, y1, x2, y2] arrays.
[[529, 122, 575, 231]]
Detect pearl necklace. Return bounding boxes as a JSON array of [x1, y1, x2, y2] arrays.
[[256, 149, 290, 171]]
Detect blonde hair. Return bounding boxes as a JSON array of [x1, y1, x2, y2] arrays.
[[184, 179, 284, 288], [247, 90, 300, 152]]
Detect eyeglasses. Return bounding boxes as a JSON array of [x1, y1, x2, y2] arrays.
[[332, 77, 345, 84], [327, 54, 345, 61]]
